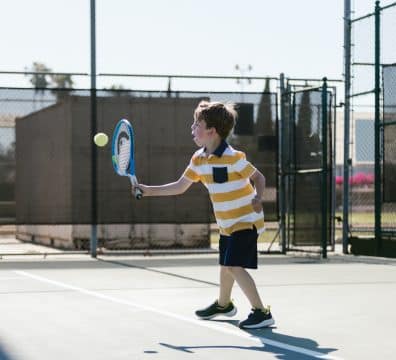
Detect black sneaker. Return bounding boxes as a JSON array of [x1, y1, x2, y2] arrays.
[[239, 307, 275, 329], [195, 300, 237, 320]]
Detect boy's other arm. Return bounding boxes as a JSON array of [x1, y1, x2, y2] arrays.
[[250, 169, 266, 212], [134, 176, 193, 197]]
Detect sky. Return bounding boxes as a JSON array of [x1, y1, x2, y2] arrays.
[[1, 0, 393, 92]]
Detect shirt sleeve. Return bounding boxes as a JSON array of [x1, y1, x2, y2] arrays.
[[182, 157, 201, 183], [233, 152, 257, 179]]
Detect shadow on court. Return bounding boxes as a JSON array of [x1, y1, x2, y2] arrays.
[[246, 328, 338, 359], [158, 322, 338, 359]]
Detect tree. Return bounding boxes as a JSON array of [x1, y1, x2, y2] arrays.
[[26, 62, 74, 100], [26, 62, 51, 91], [0, 140, 15, 200], [255, 78, 274, 135], [50, 74, 74, 100], [295, 91, 321, 169], [50, 74, 74, 89], [255, 78, 276, 188]]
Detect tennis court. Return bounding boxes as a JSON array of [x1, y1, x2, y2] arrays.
[[1, 2, 396, 359], [1, 238, 395, 360]]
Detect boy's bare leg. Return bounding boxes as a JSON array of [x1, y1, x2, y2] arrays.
[[228, 267, 264, 310], [218, 266, 235, 307]]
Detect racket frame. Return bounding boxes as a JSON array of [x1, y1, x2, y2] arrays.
[[112, 119, 143, 200]]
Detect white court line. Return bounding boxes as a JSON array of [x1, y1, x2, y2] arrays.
[[14, 270, 343, 360]]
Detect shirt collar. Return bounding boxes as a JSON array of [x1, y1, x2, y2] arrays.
[[204, 139, 228, 158]]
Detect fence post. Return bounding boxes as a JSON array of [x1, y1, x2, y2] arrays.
[[321, 78, 328, 259], [374, 0, 382, 255], [279, 73, 287, 254], [90, 0, 97, 258], [343, 0, 352, 254]]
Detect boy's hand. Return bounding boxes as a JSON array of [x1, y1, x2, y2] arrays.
[[251, 196, 263, 213], [132, 184, 148, 197]]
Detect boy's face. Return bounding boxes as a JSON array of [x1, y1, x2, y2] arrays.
[[191, 119, 215, 147]]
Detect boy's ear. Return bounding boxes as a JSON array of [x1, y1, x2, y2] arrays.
[[207, 127, 218, 136]]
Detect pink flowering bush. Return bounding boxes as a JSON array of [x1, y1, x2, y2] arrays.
[[349, 172, 374, 186], [335, 173, 374, 187], [365, 173, 374, 184]]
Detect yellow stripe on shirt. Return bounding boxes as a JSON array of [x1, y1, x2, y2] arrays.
[[210, 184, 254, 202], [214, 203, 255, 220], [239, 163, 256, 178], [183, 168, 200, 182]]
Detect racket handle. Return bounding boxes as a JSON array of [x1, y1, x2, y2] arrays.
[[134, 187, 143, 200], [130, 175, 143, 200]]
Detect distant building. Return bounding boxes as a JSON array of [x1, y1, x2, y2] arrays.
[[335, 111, 374, 175]]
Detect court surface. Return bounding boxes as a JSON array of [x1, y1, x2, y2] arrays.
[[1, 247, 396, 360]]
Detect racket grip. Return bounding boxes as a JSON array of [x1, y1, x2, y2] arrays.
[[134, 187, 143, 200], [129, 175, 143, 200]]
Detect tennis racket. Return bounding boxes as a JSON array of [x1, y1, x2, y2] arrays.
[[111, 119, 143, 200]]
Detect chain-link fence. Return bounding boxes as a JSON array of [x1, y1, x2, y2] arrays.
[[382, 65, 396, 233], [349, 7, 375, 234], [348, 1, 396, 256], [0, 85, 279, 252]]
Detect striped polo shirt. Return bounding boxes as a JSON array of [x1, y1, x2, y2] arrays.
[[183, 140, 265, 236]]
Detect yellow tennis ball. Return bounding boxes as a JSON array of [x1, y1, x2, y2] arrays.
[[94, 132, 108, 147]]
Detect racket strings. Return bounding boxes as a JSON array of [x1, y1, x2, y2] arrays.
[[117, 137, 131, 172]]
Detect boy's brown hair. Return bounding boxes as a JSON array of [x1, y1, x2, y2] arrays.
[[194, 101, 237, 139]]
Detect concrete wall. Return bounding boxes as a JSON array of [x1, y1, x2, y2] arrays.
[[16, 223, 210, 250]]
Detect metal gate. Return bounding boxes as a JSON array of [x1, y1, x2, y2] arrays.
[[280, 78, 335, 257]]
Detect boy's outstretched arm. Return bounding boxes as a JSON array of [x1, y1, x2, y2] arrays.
[[250, 169, 266, 213], [132, 175, 193, 197]]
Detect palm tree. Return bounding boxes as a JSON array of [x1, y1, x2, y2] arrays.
[[26, 62, 51, 91], [50, 74, 74, 101], [50, 74, 74, 88], [25, 62, 52, 110], [26, 62, 75, 101]]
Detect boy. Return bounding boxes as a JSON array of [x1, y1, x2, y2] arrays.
[[133, 100, 274, 329]]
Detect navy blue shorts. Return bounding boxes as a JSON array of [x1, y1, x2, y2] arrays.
[[219, 227, 258, 269]]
